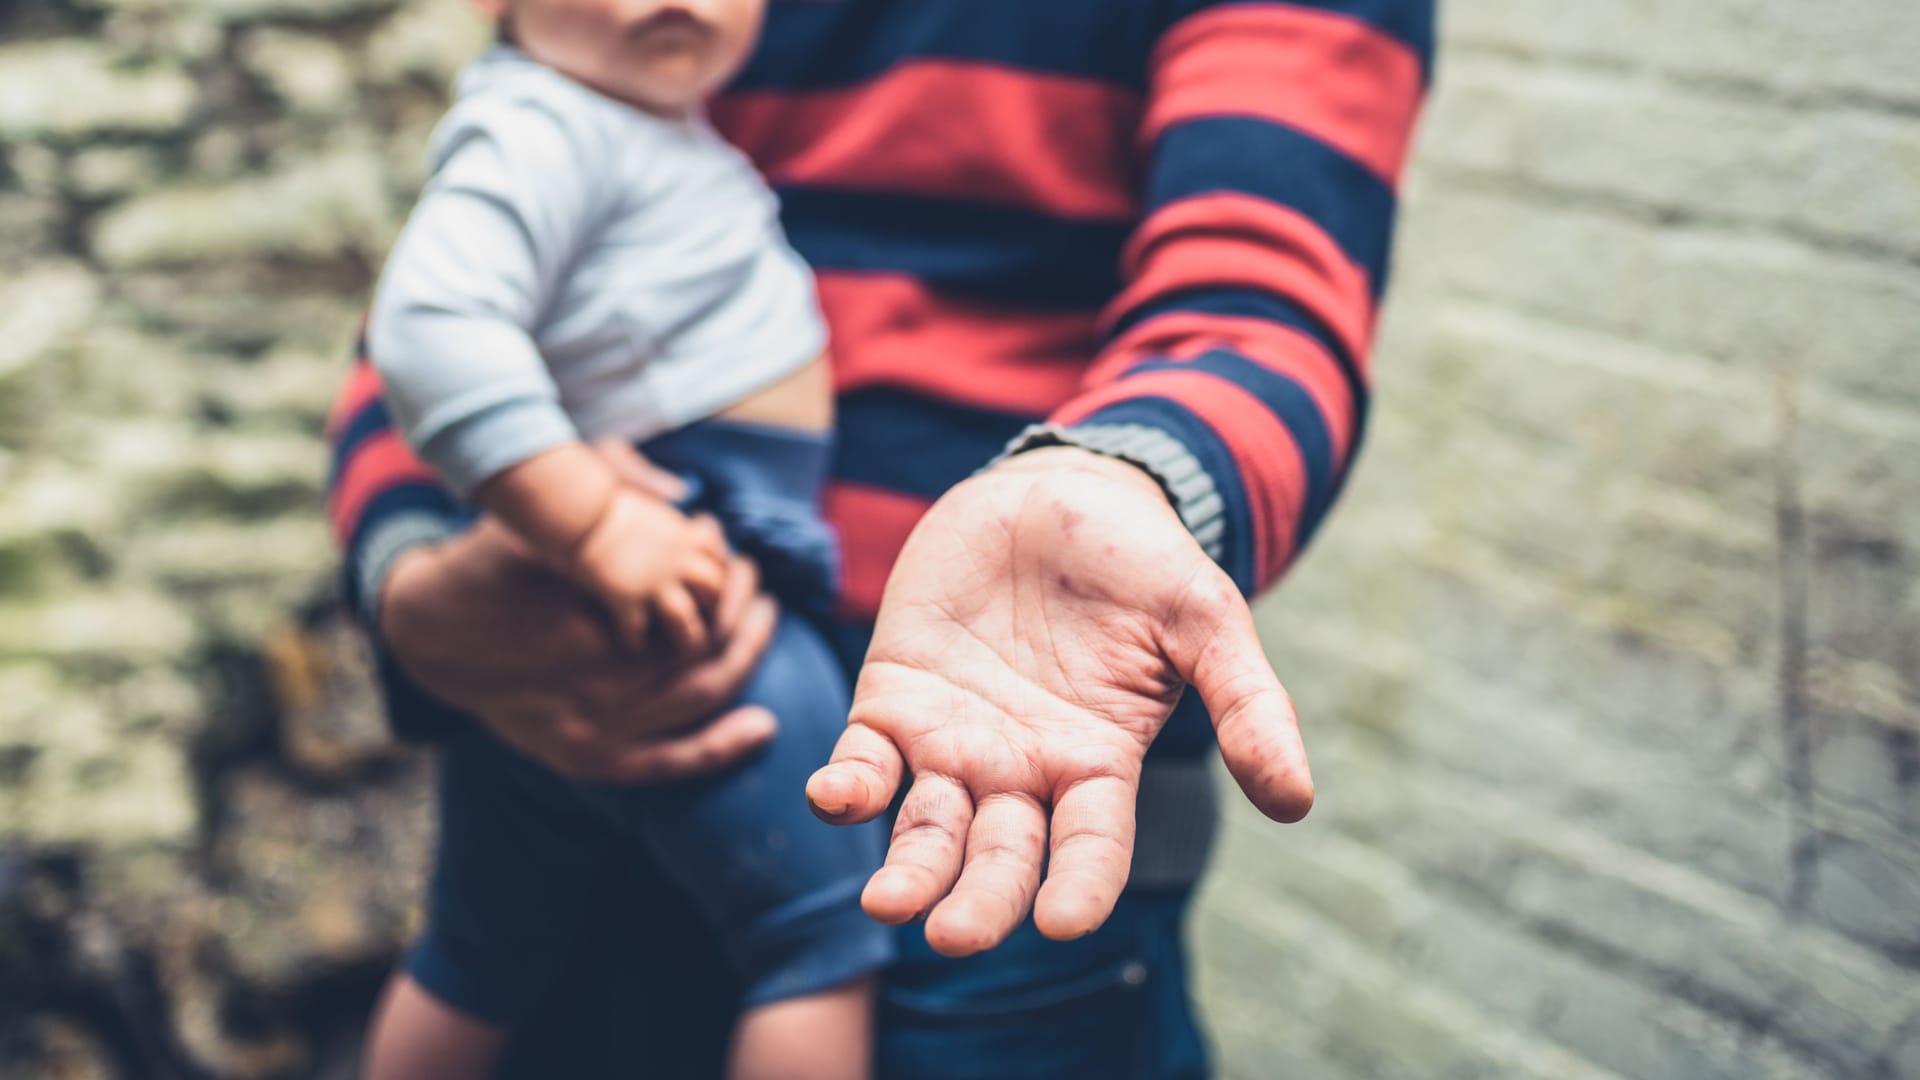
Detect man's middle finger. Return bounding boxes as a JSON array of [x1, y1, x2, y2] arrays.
[[862, 774, 973, 926], [924, 791, 1047, 957]]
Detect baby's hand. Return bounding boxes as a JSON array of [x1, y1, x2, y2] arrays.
[[570, 488, 729, 655]]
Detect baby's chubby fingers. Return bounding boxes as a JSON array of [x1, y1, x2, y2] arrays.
[[708, 552, 760, 639], [680, 547, 728, 613], [685, 512, 728, 557], [652, 584, 710, 656]]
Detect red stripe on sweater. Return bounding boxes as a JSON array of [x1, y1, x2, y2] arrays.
[[326, 359, 384, 440], [1053, 368, 1307, 584], [328, 432, 440, 544], [1111, 192, 1374, 369], [713, 60, 1142, 221], [1145, 4, 1424, 184], [817, 272, 1098, 416], [826, 482, 931, 621], [1093, 311, 1358, 461]]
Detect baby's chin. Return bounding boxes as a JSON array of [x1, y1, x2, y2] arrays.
[[610, 55, 726, 114]]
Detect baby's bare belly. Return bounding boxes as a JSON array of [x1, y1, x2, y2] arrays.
[[718, 352, 833, 433]]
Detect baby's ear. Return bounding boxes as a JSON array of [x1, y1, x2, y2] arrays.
[[468, 0, 509, 22]]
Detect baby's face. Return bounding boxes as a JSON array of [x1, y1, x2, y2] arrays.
[[479, 0, 765, 113]]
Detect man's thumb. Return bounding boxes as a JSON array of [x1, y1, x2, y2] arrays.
[[1165, 569, 1315, 823]]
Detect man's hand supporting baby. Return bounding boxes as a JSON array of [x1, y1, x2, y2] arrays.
[[377, 441, 777, 784]]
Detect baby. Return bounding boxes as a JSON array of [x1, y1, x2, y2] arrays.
[[359, 1, 888, 1077]]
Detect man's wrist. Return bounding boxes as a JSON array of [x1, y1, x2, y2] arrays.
[[992, 423, 1226, 562], [354, 511, 459, 631]]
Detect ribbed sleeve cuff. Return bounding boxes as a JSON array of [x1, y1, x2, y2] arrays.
[[994, 422, 1227, 562], [352, 511, 459, 629]]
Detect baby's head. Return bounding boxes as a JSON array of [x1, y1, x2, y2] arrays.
[[471, 0, 763, 114]]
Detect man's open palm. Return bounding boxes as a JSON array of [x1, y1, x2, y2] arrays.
[[806, 448, 1315, 956]]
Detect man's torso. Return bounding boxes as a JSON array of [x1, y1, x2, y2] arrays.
[[708, 0, 1169, 619]]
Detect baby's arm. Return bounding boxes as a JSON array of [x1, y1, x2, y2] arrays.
[[474, 443, 728, 654], [369, 92, 730, 649]]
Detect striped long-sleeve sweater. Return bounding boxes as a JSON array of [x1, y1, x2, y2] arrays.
[[325, 0, 1434, 841]]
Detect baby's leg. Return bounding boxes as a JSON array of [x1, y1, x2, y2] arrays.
[[364, 973, 507, 1080], [731, 975, 876, 1080], [367, 731, 624, 1080], [582, 612, 891, 1080]]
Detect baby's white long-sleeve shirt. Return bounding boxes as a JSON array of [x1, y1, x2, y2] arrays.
[[368, 46, 826, 498]]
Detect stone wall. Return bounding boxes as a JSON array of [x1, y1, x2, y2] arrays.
[[1193, 3, 1920, 1078], [0, 0, 483, 1074], [1, 0, 1917, 1076]]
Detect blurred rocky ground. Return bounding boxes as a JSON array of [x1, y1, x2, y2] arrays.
[[0, 0, 485, 1073]]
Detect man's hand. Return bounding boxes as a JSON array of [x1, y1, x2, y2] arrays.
[[806, 447, 1312, 956], [378, 441, 778, 783]]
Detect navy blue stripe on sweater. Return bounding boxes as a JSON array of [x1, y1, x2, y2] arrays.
[[1109, 285, 1367, 434], [330, 398, 393, 486], [739, 0, 1162, 91], [1162, 0, 1437, 69], [833, 388, 1034, 501], [779, 186, 1129, 310], [1124, 350, 1340, 548], [1145, 116, 1400, 293]]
